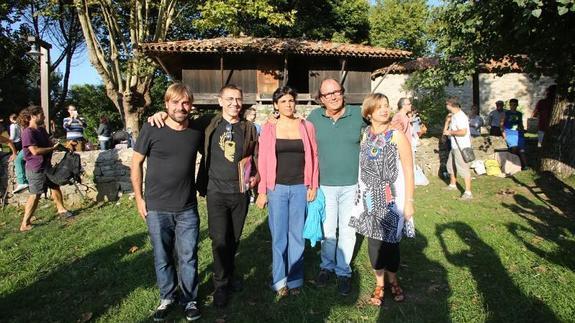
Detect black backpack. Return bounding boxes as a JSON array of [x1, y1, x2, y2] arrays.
[[46, 151, 82, 186]]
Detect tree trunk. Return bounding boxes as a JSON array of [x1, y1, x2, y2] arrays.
[[540, 98, 575, 177]]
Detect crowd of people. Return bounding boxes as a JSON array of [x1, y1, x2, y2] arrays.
[[0, 79, 555, 321], [139, 79, 418, 321]]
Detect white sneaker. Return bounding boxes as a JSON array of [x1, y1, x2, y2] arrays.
[[444, 184, 457, 191], [13, 183, 29, 194], [460, 191, 473, 200]]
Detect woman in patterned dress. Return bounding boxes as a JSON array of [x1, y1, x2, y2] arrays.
[[349, 93, 415, 306]]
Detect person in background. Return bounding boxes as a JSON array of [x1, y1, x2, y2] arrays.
[[443, 97, 473, 200], [243, 106, 261, 135], [63, 105, 87, 151], [391, 97, 413, 146], [487, 100, 505, 136], [0, 134, 17, 162], [19, 106, 72, 232], [256, 86, 319, 297], [468, 104, 484, 137], [9, 113, 29, 193], [532, 85, 556, 148], [501, 98, 528, 169], [97, 115, 112, 150], [349, 93, 415, 306]]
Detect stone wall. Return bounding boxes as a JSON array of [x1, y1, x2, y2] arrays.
[[372, 72, 555, 122], [2, 148, 134, 207], [1, 136, 508, 207], [415, 135, 508, 176]]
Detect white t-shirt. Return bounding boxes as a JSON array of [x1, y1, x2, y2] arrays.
[[9, 123, 21, 143], [449, 110, 472, 149]]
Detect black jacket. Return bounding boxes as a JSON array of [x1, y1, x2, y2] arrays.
[[195, 113, 258, 197]]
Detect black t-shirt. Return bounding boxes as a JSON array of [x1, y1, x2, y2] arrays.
[[208, 121, 244, 193], [134, 122, 202, 212], [276, 139, 305, 185]]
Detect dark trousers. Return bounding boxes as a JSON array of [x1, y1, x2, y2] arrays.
[[206, 190, 249, 291]]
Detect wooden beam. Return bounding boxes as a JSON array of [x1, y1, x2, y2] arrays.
[[220, 55, 224, 87], [283, 56, 288, 86]]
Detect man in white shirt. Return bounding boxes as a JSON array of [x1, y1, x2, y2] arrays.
[[443, 97, 473, 200]]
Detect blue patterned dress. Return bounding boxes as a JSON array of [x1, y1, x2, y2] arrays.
[[349, 128, 414, 243]]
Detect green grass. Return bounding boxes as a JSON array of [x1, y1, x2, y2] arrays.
[[1, 171, 574, 322]]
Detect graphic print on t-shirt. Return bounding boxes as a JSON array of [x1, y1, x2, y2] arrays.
[[218, 133, 236, 162]]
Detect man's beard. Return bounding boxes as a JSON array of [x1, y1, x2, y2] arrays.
[[168, 110, 188, 123]]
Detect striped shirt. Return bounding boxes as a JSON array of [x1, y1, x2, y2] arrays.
[[63, 117, 86, 140]]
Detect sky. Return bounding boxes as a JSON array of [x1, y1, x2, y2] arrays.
[[63, 0, 443, 86]]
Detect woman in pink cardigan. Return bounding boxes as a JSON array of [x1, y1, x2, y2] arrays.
[[256, 86, 319, 297]]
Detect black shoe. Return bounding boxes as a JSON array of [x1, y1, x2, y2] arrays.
[[316, 269, 331, 288], [337, 276, 352, 296], [152, 300, 173, 321], [184, 302, 201, 321], [213, 288, 228, 308]]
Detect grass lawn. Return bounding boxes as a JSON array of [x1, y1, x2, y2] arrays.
[[1, 171, 574, 322]]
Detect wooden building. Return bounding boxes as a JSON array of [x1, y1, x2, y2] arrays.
[[140, 37, 411, 106]]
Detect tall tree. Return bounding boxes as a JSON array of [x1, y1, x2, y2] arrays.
[[432, 0, 575, 177], [24, 0, 85, 114], [0, 1, 36, 115], [195, 0, 370, 43], [194, 0, 296, 37], [73, 0, 189, 136], [369, 0, 430, 55]]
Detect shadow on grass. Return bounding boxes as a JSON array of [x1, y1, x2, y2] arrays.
[[0, 232, 154, 322], [377, 232, 451, 321], [510, 171, 575, 219], [503, 194, 575, 272], [205, 211, 362, 321], [437, 221, 559, 322]]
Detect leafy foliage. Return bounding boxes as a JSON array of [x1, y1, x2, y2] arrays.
[[195, 0, 370, 43], [0, 2, 36, 116], [194, 0, 296, 37], [369, 0, 431, 55]]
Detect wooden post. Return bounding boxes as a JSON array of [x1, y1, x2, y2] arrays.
[[283, 56, 288, 86], [220, 55, 224, 86]]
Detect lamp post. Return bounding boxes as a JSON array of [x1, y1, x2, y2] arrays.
[[27, 36, 52, 133]]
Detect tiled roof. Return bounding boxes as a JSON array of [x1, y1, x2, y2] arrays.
[[372, 56, 525, 77], [140, 37, 411, 59]]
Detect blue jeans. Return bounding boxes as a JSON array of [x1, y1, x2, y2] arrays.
[[267, 184, 307, 290], [146, 207, 200, 303], [320, 184, 357, 277]]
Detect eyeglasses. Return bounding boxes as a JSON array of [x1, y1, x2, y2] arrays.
[[225, 123, 233, 141], [320, 89, 344, 99], [222, 97, 242, 104]]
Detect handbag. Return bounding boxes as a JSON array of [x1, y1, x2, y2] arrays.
[[453, 136, 475, 163]]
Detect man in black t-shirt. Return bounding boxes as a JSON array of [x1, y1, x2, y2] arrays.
[[148, 84, 259, 309], [200, 85, 258, 308], [131, 83, 202, 322]]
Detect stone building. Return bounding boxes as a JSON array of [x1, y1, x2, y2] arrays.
[[371, 57, 555, 120]]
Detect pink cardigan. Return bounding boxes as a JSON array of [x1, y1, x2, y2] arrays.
[[257, 120, 319, 194]]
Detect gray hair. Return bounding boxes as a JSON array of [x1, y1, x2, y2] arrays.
[[397, 97, 411, 111]]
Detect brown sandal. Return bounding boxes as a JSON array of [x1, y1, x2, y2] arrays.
[[390, 282, 405, 302], [369, 285, 384, 306]]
